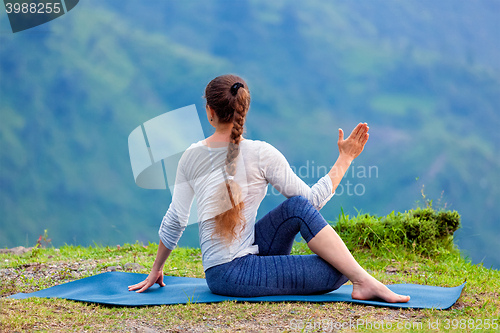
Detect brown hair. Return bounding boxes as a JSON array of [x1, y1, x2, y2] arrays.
[[205, 74, 250, 245]]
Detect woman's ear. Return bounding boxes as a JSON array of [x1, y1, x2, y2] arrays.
[[207, 105, 216, 120]]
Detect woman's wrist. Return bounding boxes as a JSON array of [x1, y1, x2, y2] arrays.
[[330, 154, 353, 175], [152, 261, 164, 271], [151, 240, 172, 272], [328, 154, 353, 193], [338, 153, 354, 165]]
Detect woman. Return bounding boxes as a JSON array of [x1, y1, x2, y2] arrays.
[[129, 74, 410, 303]]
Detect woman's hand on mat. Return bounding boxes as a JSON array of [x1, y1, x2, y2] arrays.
[[128, 269, 165, 293], [338, 123, 369, 162]]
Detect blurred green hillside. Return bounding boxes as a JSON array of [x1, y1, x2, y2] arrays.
[[0, 1, 499, 268]]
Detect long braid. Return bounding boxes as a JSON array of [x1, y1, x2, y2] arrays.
[[226, 88, 249, 176], [205, 75, 250, 245]]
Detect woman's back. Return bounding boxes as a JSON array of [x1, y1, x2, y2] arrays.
[[159, 138, 335, 271]]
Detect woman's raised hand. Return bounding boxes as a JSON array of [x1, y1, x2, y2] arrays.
[[338, 123, 369, 162], [128, 268, 165, 293]]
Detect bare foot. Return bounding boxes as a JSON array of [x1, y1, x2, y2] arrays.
[[351, 276, 410, 303]]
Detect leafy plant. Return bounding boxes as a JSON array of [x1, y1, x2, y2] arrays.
[[330, 205, 461, 258]]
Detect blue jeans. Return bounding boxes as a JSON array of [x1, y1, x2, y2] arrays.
[[205, 196, 349, 297]]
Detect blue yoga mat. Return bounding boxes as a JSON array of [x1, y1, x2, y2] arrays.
[[9, 272, 465, 309]]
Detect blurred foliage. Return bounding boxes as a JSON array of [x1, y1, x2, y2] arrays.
[[0, 1, 498, 268], [333, 206, 461, 258]]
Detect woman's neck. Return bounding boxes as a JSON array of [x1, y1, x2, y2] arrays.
[[203, 132, 245, 148]]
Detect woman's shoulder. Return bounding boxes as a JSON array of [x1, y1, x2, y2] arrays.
[[241, 139, 274, 150], [241, 139, 284, 162], [185, 138, 278, 156], [178, 140, 210, 166]]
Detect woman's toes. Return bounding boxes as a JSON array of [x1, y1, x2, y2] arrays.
[[398, 295, 411, 303], [383, 291, 410, 303], [351, 279, 410, 303]]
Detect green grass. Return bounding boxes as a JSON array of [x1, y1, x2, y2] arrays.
[[332, 205, 461, 258], [1, 207, 499, 332]]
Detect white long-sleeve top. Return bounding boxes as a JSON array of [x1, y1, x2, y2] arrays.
[[158, 139, 335, 271]]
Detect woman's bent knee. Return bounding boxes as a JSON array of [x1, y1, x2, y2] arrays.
[[285, 195, 309, 206], [281, 195, 313, 214]]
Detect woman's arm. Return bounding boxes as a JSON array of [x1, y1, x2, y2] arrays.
[[128, 240, 172, 292], [259, 123, 369, 209], [328, 123, 369, 193], [128, 147, 196, 292]]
